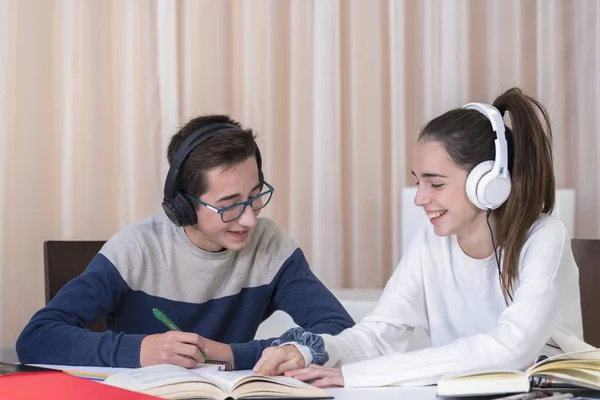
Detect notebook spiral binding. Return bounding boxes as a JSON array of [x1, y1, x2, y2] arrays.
[[204, 359, 233, 371]]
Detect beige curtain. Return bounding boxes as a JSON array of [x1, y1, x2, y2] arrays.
[[1, 0, 599, 360]]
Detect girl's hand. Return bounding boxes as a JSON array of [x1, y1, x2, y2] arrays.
[[254, 345, 305, 376], [284, 364, 345, 388]]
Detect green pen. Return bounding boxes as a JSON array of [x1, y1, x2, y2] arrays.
[[152, 308, 208, 359]]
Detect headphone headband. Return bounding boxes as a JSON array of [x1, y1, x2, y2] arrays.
[[462, 103, 509, 179], [163, 123, 240, 202], [463, 102, 512, 210]]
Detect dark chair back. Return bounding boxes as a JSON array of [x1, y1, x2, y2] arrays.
[[43, 240, 107, 332], [572, 239, 600, 347]]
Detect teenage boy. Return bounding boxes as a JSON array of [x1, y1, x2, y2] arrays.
[[17, 115, 354, 370]]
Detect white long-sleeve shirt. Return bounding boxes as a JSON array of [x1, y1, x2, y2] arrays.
[[322, 214, 586, 388]]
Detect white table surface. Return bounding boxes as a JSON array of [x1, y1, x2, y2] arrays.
[[32, 364, 441, 400], [328, 386, 439, 400]]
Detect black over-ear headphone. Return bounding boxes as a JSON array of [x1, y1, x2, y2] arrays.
[[162, 123, 264, 227]]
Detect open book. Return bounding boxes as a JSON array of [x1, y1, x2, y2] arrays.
[[104, 364, 332, 400], [437, 349, 600, 397]]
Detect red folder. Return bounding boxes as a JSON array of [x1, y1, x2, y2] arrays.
[[0, 371, 159, 399]]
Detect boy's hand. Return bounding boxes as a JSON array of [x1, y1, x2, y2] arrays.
[[140, 331, 206, 368], [253, 345, 305, 376]]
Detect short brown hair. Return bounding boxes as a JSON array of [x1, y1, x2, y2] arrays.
[[167, 115, 259, 198]]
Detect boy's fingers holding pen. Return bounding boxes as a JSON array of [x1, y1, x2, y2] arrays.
[[167, 331, 208, 360], [141, 332, 207, 367], [172, 354, 203, 369], [151, 309, 224, 368], [173, 341, 206, 364], [170, 331, 205, 345]]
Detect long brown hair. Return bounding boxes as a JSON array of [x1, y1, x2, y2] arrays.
[[418, 87, 555, 300]]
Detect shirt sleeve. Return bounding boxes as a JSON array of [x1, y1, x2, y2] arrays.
[[321, 229, 429, 369], [16, 230, 146, 367], [336, 218, 570, 388]]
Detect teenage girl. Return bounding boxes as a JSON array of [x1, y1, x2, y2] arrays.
[[253, 87, 588, 388]]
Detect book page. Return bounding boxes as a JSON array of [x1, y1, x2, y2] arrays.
[[530, 349, 600, 374], [195, 369, 320, 392], [531, 349, 600, 369], [440, 369, 525, 380], [194, 369, 256, 392], [105, 364, 219, 392]]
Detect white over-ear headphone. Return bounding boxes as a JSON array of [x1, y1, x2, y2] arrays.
[[463, 102, 512, 210]]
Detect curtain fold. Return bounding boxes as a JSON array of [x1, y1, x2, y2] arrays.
[[0, 0, 598, 360]]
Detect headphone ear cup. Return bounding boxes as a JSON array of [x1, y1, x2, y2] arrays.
[[466, 161, 494, 210], [478, 171, 511, 210], [173, 192, 198, 227], [162, 193, 197, 227], [162, 199, 182, 226]]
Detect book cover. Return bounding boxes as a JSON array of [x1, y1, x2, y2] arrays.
[[0, 370, 159, 399], [438, 349, 600, 397]]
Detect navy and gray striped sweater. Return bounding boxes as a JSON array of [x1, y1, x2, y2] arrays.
[[16, 213, 354, 369]]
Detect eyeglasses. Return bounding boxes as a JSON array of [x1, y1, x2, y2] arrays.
[[184, 181, 274, 223]]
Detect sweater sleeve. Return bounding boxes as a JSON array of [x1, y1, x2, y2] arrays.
[[335, 218, 570, 388], [230, 248, 355, 370], [16, 231, 146, 367], [321, 229, 429, 369]]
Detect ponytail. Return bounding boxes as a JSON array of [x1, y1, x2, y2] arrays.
[[492, 88, 555, 298]]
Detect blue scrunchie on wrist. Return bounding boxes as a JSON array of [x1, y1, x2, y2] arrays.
[[271, 327, 329, 366]]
